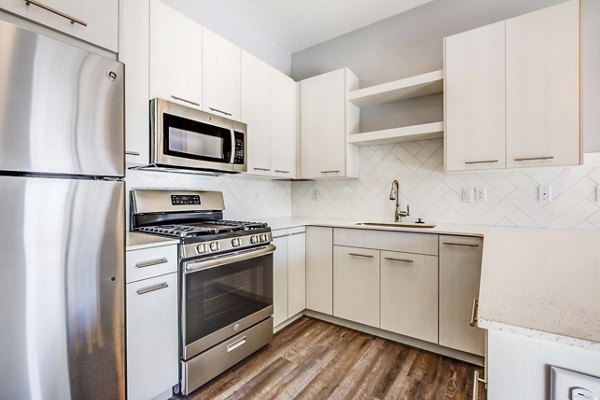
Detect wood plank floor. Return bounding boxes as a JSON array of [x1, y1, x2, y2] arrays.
[[177, 316, 486, 400]]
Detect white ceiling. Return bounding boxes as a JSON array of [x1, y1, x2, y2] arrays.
[[213, 0, 435, 53]]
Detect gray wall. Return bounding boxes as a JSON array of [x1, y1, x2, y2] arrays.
[[292, 0, 600, 151], [163, 0, 292, 75]]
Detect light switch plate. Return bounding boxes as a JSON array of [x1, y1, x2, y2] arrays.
[[462, 188, 474, 203], [551, 366, 600, 400]]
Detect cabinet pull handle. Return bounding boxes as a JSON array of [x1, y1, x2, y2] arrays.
[[135, 257, 168, 269], [171, 95, 200, 107], [514, 156, 554, 162], [349, 253, 374, 259], [136, 282, 168, 295], [226, 337, 247, 352], [274, 170, 290, 174], [443, 242, 479, 248], [469, 298, 479, 327], [464, 160, 499, 165], [253, 167, 270, 172], [384, 257, 414, 263], [472, 370, 487, 400], [125, 151, 140, 156], [321, 170, 340, 174], [209, 107, 232, 117], [24, 0, 87, 26]]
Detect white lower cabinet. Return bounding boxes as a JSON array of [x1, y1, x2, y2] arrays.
[[333, 246, 380, 327], [439, 235, 485, 356], [126, 272, 178, 400], [305, 227, 333, 315], [126, 244, 178, 400], [380, 250, 439, 344], [273, 228, 306, 327]]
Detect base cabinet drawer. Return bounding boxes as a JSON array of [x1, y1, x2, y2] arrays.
[[380, 251, 439, 343], [126, 244, 177, 283], [126, 273, 178, 400], [333, 246, 380, 327], [334, 228, 438, 256]]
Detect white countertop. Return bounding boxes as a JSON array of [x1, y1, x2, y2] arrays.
[[262, 217, 600, 348], [126, 232, 179, 251]]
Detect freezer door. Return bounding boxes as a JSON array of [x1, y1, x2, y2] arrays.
[[0, 19, 124, 177], [0, 176, 125, 400]]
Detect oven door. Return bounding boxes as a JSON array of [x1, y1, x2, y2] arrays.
[[151, 99, 247, 173], [181, 244, 274, 360]]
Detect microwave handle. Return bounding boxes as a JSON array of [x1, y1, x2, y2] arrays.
[[230, 129, 236, 163]]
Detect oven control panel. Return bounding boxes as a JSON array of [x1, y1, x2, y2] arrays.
[[171, 195, 201, 205], [183, 231, 273, 259]]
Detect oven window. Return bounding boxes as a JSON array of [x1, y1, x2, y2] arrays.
[[185, 253, 273, 346], [163, 113, 232, 162]]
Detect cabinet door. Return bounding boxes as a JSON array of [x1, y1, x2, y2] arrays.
[[305, 227, 333, 315], [333, 246, 380, 327], [272, 234, 288, 327], [150, 0, 203, 109], [506, 0, 580, 168], [242, 51, 271, 176], [380, 251, 438, 343], [439, 235, 484, 356], [203, 27, 241, 120], [127, 273, 178, 400], [0, 0, 118, 51], [300, 69, 347, 179], [119, 0, 150, 165], [287, 231, 306, 316], [271, 69, 297, 178], [444, 21, 506, 171]]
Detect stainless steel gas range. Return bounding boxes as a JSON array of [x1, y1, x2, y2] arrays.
[[130, 190, 274, 395]]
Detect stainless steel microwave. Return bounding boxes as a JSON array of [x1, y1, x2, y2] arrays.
[[150, 98, 247, 173]]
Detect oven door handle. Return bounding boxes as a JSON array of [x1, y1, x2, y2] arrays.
[[184, 244, 276, 274]]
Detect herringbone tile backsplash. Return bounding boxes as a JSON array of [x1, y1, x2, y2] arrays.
[[126, 139, 600, 230], [292, 139, 600, 230]]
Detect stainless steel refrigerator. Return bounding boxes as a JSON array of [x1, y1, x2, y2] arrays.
[[0, 19, 125, 399]]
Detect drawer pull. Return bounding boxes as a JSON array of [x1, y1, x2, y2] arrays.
[[253, 167, 270, 172], [274, 170, 290, 174], [125, 151, 140, 156], [443, 242, 479, 248], [384, 257, 413, 263], [171, 95, 200, 107], [136, 282, 168, 295], [464, 159, 499, 165], [24, 0, 87, 26], [226, 337, 247, 352], [514, 156, 554, 162], [209, 107, 232, 117], [348, 253, 374, 259], [321, 170, 340, 174], [135, 257, 169, 269], [469, 298, 479, 327]]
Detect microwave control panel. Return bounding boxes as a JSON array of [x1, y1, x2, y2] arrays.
[[233, 131, 245, 164]]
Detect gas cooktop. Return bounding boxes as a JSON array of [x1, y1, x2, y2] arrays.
[[135, 220, 268, 238]]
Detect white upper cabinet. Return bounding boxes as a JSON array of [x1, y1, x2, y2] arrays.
[[271, 69, 298, 178], [506, 0, 581, 168], [149, 0, 203, 109], [119, 0, 150, 165], [242, 51, 271, 176], [444, 21, 506, 172], [300, 68, 359, 179], [0, 0, 118, 51], [203, 27, 241, 120]]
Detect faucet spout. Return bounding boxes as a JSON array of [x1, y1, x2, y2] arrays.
[[389, 179, 409, 222]]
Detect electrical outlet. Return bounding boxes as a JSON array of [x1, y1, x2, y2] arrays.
[[551, 366, 600, 400], [538, 185, 552, 202], [462, 188, 474, 203], [312, 190, 319, 201], [475, 187, 488, 202]]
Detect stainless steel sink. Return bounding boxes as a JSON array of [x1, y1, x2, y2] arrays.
[[354, 222, 437, 229]]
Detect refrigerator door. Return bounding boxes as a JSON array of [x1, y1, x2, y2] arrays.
[[0, 19, 124, 177], [0, 175, 125, 400]]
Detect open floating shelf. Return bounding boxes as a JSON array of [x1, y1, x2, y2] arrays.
[[348, 121, 444, 146], [348, 70, 443, 107]]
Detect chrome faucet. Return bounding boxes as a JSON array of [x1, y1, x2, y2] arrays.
[[389, 180, 409, 222]]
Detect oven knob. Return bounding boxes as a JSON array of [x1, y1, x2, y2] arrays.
[[196, 244, 206, 254], [210, 242, 219, 251], [260, 234, 267, 242], [250, 235, 258, 244], [231, 238, 240, 247]]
